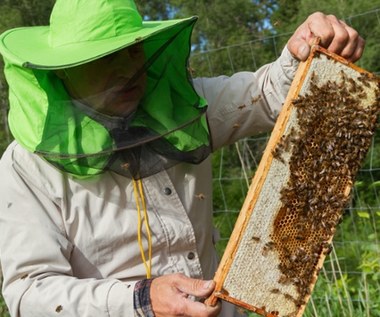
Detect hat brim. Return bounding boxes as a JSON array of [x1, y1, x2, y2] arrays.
[[0, 16, 197, 69]]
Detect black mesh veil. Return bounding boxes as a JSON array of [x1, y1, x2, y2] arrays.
[[28, 18, 212, 179]]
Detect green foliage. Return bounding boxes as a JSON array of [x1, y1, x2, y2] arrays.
[[0, 293, 9, 317], [0, 0, 55, 161], [0, 0, 54, 28], [272, 0, 380, 73], [168, 0, 277, 49], [212, 137, 269, 255], [212, 145, 250, 253], [0, 127, 10, 155], [136, 0, 174, 20], [0, 5, 23, 34], [138, 0, 278, 76]]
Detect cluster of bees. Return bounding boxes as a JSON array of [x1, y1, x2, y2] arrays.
[[266, 67, 380, 315]]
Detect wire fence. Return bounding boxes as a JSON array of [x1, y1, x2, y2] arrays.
[[189, 8, 380, 317]]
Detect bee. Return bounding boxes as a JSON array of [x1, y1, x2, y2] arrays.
[[357, 91, 367, 99], [347, 77, 357, 90], [270, 288, 281, 294], [337, 80, 346, 90], [265, 241, 276, 248], [295, 222, 306, 231], [310, 71, 317, 83], [312, 251, 320, 260], [187, 66, 196, 76], [300, 253, 310, 263], [262, 241, 275, 256], [282, 134, 294, 153], [295, 298, 307, 307], [289, 254, 298, 263], [251, 236, 260, 242], [272, 19, 281, 27], [238, 104, 246, 110], [283, 293, 296, 302], [195, 193, 206, 200], [55, 305, 63, 313], [303, 287, 311, 296], [273, 135, 290, 163], [272, 147, 285, 163], [278, 274, 292, 285], [322, 243, 333, 255], [292, 277, 303, 286], [339, 69, 348, 82], [309, 82, 320, 95], [292, 97, 305, 108], [120, 162, 130, 170], [295, 235, 305, 241], [280, 234, 290, 243], [252, 95, 262, 103], [358, 72, 371, 87]]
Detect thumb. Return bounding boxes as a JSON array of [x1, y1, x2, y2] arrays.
[[176, 275, 216, 298], [287, 37, 311, 61]]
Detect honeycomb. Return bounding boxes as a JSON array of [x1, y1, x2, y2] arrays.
[[207, 47, 380, 317]]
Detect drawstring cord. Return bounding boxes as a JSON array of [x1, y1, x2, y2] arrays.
[[132, 179, 152, 279]]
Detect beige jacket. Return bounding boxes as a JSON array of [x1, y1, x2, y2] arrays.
[[0, 47, 298, 317]]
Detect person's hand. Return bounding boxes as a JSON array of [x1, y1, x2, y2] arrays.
[[287, 12, 365, 62], [150, 273, 221, 317]]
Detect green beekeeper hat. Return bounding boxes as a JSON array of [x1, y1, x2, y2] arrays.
[[0, 0, 211, 178], [0, 0, 195, 69]]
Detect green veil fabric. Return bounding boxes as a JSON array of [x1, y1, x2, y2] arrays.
[[3, 17, 211, 179]]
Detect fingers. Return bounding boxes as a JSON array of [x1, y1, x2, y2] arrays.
[[174, 273, 215, 298], [181, 298, 222, 317], [287, 12, 365, 62], [308, 14, 348, 52], [150, 273, 222, 317], [339, 22, 365, 62], [287, 34, 312, 62]]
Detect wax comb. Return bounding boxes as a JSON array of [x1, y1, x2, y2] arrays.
[[206, 46, 380, 317]]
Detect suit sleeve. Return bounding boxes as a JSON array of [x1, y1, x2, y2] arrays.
[[0, 142, 136, 317], [192, 46, 299, 150]]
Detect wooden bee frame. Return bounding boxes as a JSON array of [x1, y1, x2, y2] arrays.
[[206, 46, 380, 317]]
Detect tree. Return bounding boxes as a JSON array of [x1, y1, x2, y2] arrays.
[[0, 0, 55, 154], [271, 0, 380, 72], [136, 0, 174, 20], [137, 0, 278, 76], [0, 0, 54, 28]]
